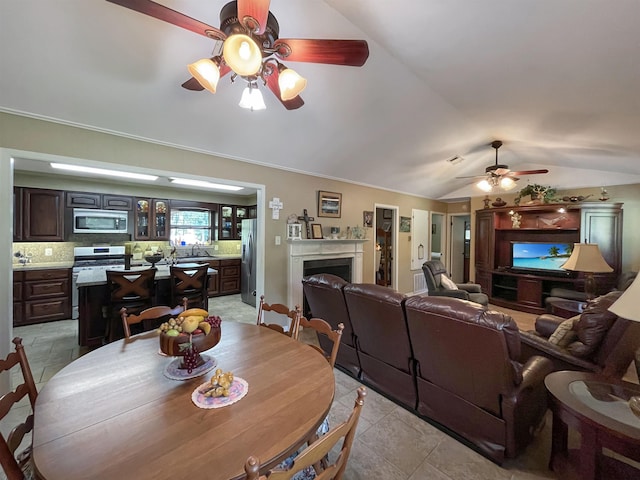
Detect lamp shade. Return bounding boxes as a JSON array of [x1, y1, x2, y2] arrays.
[[560, 243, 613, 273], [278, 67, 307, 101], [500, 177, 517, 190], [476, 179, 493, 192], [608, 274, 640, 322], [187, 58, 220, 94], [239, 85, 266, 111], [223, 34, 262, 76]]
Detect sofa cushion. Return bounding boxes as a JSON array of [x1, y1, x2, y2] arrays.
[[567, 291, 621, 358], [548, 318, 577, 347], [440, 275, 459, 290]]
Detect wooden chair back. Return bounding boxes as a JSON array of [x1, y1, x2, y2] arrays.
[[170, 264, 209, 311], [257, 296, 301, 339], [106, 268, 156, 342], [120, 298, 188, 338], [244, 387, 366, 480], [299, 317, 344, 368], [1, 338, 38, 480]]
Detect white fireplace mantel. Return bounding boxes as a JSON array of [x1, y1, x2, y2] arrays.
[[287, 239, 367, 308]]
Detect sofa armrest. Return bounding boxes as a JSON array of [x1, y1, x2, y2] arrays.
[[456, 283, 481, 294], [535, 314, 565, 337], [519, 331, 598, 371], [431, 289, 470, 300], [518, 356, 554, 391]]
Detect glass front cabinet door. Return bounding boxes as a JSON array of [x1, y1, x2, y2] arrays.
[[135, 198, 169, 240]]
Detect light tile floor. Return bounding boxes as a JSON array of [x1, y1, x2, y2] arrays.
[[2, 296, 572, 480]]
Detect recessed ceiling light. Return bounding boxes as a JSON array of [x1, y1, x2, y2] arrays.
[[170, 178, 244, 191], [50, 163, 158, 181]]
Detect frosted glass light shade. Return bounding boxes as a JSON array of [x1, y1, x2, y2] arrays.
[[187, 59, 220, 94], [239, 86, 266, 111], [223, 34, 262, 76], [278, 68, 307, 101], [500, 177, 517, 190], [476, 179, 493, 192]]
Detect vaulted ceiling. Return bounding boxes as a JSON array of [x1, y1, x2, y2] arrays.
[[2, 0, 639, 200]]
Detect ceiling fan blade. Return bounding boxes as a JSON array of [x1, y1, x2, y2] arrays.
[[237, 0, 271, 35], [181, 63, 232, 91], [274, 39, 369, 66], [507, 169, 549, 176], [264, 65, 304, 110], [494, 167, 510, 176], [106, 0, 226, 40]]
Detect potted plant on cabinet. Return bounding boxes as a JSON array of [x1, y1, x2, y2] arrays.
[[515, 184, 556, 205]]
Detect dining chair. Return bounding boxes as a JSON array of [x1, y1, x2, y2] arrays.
[[106, 268, 156, 342], [298, 317, 344, 368], [257, 296, 301, 339], [1, 338, 38, 480], [244, 387, 367, 480], [170, 264, 209, 311], [120, 297, 188, 338]]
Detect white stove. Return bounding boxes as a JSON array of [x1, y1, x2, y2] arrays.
[[71, 246, 127, 319]]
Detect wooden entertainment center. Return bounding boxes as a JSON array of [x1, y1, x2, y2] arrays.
[[475, 202, 623, 314]]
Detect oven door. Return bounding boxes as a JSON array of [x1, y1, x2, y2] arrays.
[[73, 209, 128, 233]]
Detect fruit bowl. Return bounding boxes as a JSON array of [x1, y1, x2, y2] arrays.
[[158, 309, 222, 371], [145, 254, 163, 267]]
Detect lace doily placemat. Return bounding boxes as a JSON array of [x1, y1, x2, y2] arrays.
[[191, 377, 248, 409], [163, 354, 217, 381]]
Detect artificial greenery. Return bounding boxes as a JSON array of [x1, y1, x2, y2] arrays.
[[515, 184, 557, 204]]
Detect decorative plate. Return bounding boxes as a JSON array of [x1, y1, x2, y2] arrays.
[[191, 377, 248, 409], [163, 354, 217, 381]]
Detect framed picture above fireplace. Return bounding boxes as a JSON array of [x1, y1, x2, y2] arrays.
[[318, 191, 342, 218], [311, 223, 324, 239]]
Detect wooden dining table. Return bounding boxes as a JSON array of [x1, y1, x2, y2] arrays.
[[32, 322, 335, 480]]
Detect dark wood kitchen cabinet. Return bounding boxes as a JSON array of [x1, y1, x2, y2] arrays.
[[66, 191, 133, 210], [20, 188, 65, 241], [13, 187, 22, 242], [219, 205, 247, 240], [219, 259, 241, 294], [14, 268, 71, 326], [134, 198, 169, 240]]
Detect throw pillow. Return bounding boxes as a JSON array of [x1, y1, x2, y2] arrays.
[[548, 318, 577, 347], [440, 275, 459, 290]]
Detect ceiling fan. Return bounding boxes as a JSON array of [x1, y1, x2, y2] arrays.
[[458, 140, 549, 192], [106, 0, 369, 110]]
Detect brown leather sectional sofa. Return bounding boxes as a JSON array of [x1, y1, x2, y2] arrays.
[[302, 273, 554, 464]]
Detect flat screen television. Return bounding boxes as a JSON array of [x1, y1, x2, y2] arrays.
[[511, 242, 574, 274]]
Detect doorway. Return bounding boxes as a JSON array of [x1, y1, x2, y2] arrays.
[[375, 206, 397, 288], [449, 214, 471, 283]]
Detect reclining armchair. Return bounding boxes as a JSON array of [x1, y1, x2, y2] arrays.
[[544, 271, 637, 311], [521, 290, 640, 378], [422, 260, 489, 306]]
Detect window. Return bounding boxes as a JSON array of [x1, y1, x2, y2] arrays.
[[170, 208, 212, 245]]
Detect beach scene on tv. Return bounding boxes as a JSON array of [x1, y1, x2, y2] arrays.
[[512, 242, 573, 271]]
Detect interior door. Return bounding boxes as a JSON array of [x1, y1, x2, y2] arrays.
[[450, 215, 470, 283]]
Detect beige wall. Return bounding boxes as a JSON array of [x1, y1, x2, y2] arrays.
[[1, 112, 446, 301]]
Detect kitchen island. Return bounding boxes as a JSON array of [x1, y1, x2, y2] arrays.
[[77, 263, 216, 348]]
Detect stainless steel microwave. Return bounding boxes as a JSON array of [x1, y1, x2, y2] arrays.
[[73, 209, 129, 234]]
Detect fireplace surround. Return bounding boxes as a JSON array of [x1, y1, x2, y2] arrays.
[[288, 239, 367, 309]]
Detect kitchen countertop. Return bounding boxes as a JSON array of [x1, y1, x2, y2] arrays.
[[13, 261, 74, 270], [76, 263, 217, 288]]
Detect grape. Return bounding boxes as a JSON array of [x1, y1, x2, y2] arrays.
[[181, 343, 201, 374], [206, 315, 222, 328]]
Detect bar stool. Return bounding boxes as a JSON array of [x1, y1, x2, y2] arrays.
[[170, 264, 209, 311], [105, 268, 156, 343]]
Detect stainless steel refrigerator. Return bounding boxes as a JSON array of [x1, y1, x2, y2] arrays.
[[241, 218, 257, 306]]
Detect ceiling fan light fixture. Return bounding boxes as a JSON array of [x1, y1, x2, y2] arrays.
[[278, 66, 307, 101], [239, 83, 266, 111], [500, 177, 517, 190], [223, 34, 262, 76], [187, 58, 221, 94]]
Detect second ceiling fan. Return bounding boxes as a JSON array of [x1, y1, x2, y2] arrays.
[[106, 0, 370, 110], [459, 140, 549, 192]]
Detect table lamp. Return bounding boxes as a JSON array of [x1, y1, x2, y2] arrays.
[[561, 243, 613, 300], [608, 274, 640, 417]]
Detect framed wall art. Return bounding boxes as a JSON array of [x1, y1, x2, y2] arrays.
[[400, 216, 411, 232], [363, 211, 373, 227], [318, 191, 342, 218], [311, 223, 324, 239]]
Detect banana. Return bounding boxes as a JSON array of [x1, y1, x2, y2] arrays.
[[198, 321, 212, 335], [179, 308, 209, 319]]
